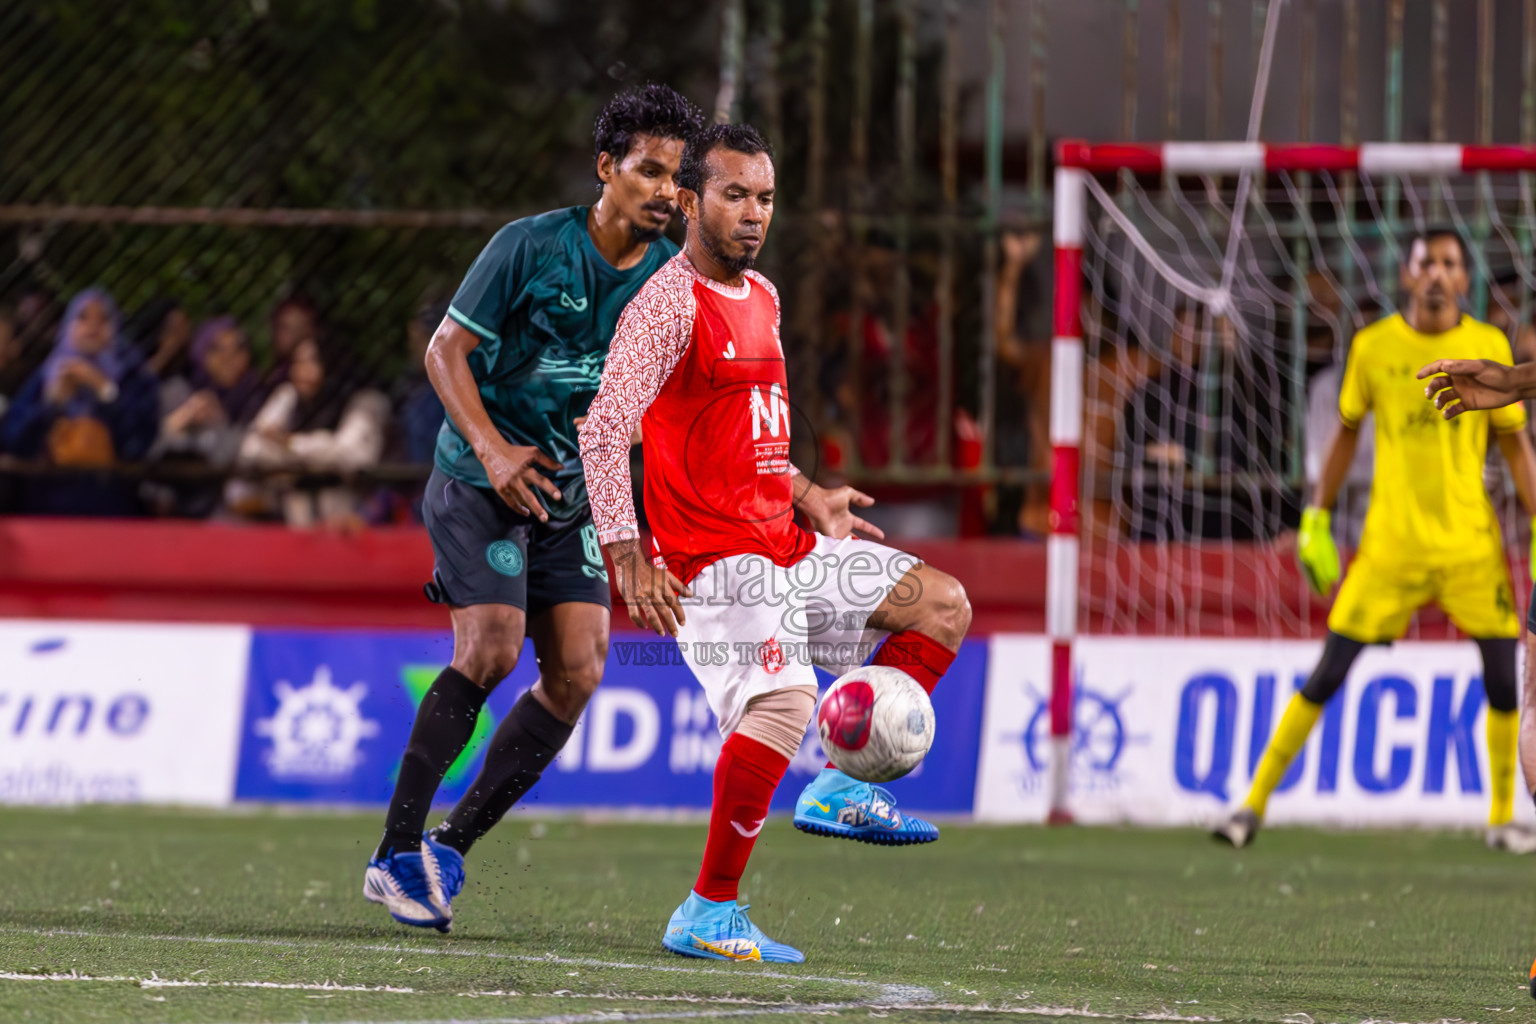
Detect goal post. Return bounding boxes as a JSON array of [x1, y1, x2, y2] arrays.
[[1046, 140, 1536, 823]]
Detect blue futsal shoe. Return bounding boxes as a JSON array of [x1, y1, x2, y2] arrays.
[[662, 892, 805, 963], [363, 847, 449, 932], [793, 767, 940, 846], [422, 831, 465, 924]]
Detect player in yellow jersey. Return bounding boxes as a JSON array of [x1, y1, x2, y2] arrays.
[[1214, 229, 1536, 851]]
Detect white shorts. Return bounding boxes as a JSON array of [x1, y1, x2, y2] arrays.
[[674, 533, 920, 737]]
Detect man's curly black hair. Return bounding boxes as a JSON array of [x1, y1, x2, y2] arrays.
[[592, 84, 704, 187], [676, 123, 773, 196]]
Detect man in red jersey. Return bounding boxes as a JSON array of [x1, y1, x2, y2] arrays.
[[579, 123, 972, 963]]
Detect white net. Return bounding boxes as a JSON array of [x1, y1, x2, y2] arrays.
[[1077, 168, 1535, 637]]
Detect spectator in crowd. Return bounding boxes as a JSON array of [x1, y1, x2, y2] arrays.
[[1080, 298, 1156, 542], [0, 308, 16, 512], [393, 301, 447, 464], [994, 226, 1051, 536], [1120, 305, 1290, 540], [125, 297, 193, 382], [831, 231, 943, 471], [232, 336, 390, 528], [0, 306, 19, 421], [816, 228, 957, 536], [260, 294, 321, 393], [144, 316, 266, 517], [0, 286, 59, 403], [0, 287, 159, 515]]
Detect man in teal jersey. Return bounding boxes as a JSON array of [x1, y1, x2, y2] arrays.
[[364, 84, 703, 932]]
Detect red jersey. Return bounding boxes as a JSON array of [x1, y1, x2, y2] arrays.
[[580, 251, 814, 582]]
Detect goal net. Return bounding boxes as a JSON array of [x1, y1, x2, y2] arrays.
[[1052, 143, 1536, 646]]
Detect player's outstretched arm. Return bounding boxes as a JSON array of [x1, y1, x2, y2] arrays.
[[1418, 359, 1536, 418], [426, 319, 562, 519], [790, 472, 885, 541]]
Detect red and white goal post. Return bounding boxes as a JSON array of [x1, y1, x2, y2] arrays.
[[1045, 140, 1536, 823]]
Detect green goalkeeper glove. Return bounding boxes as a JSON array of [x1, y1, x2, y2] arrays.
[[1297, 506, 1340, 597]]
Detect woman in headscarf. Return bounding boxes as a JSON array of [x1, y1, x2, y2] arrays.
[[0, 287, 159, 515], [145, 316, 266, 517], [233, 336, 390, 527]]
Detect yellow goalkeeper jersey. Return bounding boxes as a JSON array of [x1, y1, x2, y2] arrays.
[[1339, 312, 1525, 567]]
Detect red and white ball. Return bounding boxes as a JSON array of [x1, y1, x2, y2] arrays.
[[816, 666, 935, 784]]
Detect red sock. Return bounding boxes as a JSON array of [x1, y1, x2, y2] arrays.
[[873, 629, 957, 695], [695, 733, 790, 902], [824, 630, 958, 769]]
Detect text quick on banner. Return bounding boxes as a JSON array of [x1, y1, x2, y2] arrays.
[[975, 636, 1531, 827], [0, 620, 251, 806], [236, 629, 987, 813]]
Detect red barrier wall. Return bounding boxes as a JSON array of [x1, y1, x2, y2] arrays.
[[0, 519, 1048, 633], [4, 519, 1499, 637]]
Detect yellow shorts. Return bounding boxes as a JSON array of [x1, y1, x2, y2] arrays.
[[1328, 549, 1519, 642]]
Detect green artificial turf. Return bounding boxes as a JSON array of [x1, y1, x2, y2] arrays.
[[0, 807, 1531, 1023]]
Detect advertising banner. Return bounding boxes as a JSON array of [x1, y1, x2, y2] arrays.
[[235, 629, 988, 813], [975, 635, 1532, 827], [0, 620, 251, 805]]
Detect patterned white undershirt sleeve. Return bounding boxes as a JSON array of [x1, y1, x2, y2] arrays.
[[579, 257, 698, 545], [752, 270, 800, 481]]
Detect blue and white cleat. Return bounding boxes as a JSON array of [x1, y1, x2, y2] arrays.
[[422, 831, 465, 924], [363, 848, 449, 932], [662, 892, 804, 963], [793, 767, 940, 846]]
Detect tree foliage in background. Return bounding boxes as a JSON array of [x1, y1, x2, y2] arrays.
[[0, 0, 716, 375]]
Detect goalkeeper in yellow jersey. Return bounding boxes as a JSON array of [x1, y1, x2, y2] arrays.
[[1214, 229, 1536, 852]]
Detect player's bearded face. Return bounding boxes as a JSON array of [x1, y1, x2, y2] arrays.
[[693, 151, 775, 276], [697, 196, 758, 274]]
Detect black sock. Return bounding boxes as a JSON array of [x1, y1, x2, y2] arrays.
[[433, 690, 574, 855], [376, 667, 488, 859]]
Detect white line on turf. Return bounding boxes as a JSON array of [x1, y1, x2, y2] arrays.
[[238, 1009, 864, 1024], [235, 1011, 1472, 1024], [0, 972, 1469, 1024], [0, 971, 415, 993], [0, 973, 827, 1005], [1, 926, 929, 1001]]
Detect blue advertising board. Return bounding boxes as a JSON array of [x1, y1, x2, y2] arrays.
[[235, 629, 986, 813]]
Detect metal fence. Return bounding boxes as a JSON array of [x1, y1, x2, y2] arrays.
[[5, 0, 1536, 531]]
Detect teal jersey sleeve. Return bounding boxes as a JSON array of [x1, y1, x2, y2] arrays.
[[433, 207, 679, 512], [447, 224, 540, 376]]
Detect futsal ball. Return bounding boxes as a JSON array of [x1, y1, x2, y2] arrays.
[[816, 665, 935, 784]]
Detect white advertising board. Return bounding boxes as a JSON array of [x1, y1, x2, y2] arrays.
[[0, 620, 251, 805], [975, 635, 1532, 828]]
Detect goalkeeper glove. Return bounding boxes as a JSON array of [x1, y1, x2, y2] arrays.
[[1297, 506, 1340, 597], [1530, 518, 1536, 583]]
